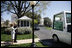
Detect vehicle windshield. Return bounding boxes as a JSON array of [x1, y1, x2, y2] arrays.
[[66, 13, 71, 23]]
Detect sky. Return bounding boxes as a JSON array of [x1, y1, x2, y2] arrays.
[[1, 1, 71, 22]]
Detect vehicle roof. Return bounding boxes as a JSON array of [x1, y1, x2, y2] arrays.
[[54, 11, 71, 16]]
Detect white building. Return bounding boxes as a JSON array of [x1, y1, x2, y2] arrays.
[[18, 16, 32, 27], [11, 14, 32, 27], [1, 17, 5, 27], [11, 14, 44, 27], [39, 18, 44, 26]]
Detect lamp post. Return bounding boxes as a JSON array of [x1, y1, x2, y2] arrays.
[[30, 1, 36, 47]]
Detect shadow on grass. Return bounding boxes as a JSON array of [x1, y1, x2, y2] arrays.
[[1, 39, 71, 47], [1, 41, 12, 47], [39, 39, 71, 47]]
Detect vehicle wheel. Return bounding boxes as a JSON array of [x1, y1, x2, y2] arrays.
[[53, 35, 59, 42]]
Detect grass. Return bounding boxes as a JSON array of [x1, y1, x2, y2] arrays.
[[1, 34, 37, 41], [45, 27, 52, 30], [1, 27, 6, 34], [1, 42, 48, 47], [1, 27, 37, 41]]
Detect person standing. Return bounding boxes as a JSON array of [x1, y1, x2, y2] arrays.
[[10, 24, 17, 44], [14, 24, 17, 43]]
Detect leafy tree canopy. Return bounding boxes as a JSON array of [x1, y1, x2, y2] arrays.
[[44, 17, 52, 27], [1, 1, 51, 18]]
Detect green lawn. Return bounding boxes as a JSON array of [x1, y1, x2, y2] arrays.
[[46, 27, 52, 30], [1, 42, 48, 47], [1, 27, 37, 41], [1, 34, 37, 41]]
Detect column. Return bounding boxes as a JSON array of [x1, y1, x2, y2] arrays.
[[20, 20, 21, 27], [29, 21, 30, 27], [23, 20, 24, 27], [26, 20, 27, 27]]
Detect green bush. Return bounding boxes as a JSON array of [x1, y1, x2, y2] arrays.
[[17, 27, 32, 34], [5, 27, 12, 34], [5, 27, 32, 35], [1, 27, 8, 34]]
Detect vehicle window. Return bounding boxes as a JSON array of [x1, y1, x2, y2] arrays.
[[66, 13, 71, 23], [53, 13, 63, 31], [67, 25, 71, 33]]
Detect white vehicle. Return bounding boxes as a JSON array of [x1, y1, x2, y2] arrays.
[[52, 11, 71, 45]]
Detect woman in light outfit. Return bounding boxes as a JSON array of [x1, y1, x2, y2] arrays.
[[10, 24, 17, 44]]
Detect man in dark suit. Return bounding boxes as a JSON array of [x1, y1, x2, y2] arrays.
[[14, 25, 17, 43]]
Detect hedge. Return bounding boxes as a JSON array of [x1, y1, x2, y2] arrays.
[[5, 27, 32, 34]]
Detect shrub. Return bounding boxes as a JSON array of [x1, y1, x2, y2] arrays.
[[17, 27, 32, 34], [1, 27, 7, 34], [5, 27, 32, 35], [5, 27, 12, 34]]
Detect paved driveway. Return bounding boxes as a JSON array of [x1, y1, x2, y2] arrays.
[[34, 26, 71, 47], [34, 27, 52, 40]]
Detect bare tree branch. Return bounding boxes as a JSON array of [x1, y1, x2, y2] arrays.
[[1, 1, 51, 19], [9, 1, 17, 14], [26, 2, 30, 9], [21, 1, 27, 16], [25, 1, 39, 13], [21, 1, 39, 17], [1, 9, 7, 13], [14, 1, 18, 9], [8, 10, 16, 14], [1, 1, 9, 5], [21, 1, 24, 10], [35, 1, 39, 6]]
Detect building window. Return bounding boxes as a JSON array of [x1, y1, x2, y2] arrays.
[[27, 21, 29, 26], [24, 20, 26, 27], [18, 20, 19, 27], [21, 21, 23, 27]]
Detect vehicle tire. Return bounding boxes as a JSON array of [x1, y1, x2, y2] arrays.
[[53, 35, 59, 42]]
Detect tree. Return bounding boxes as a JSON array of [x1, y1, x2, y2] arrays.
[[1, 1, 51, 18], [25, 11, 41, 24], [5, 20, 10, 27], [44, 17, 52, 27], [25, 11, 41, 19], [1, 1, 51, 27], [1, 16, 4, 22], [34, 19, 38, 24], [25, 12, 41, 25]]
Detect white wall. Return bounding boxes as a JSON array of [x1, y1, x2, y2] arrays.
[[40, 18, 44, 25]]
